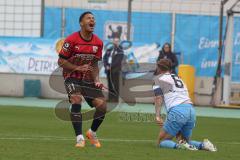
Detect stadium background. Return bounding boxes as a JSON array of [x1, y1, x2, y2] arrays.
[[0, 0, 240, 105]]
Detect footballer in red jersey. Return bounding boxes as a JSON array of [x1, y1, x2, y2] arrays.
[[58, 11, 106, 148]]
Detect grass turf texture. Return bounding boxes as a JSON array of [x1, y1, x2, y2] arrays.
[[0, 106, 240, 160]]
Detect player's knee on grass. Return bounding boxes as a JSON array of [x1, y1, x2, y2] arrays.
[[70, 93, 82, 104], [160, 131, 174, 140], [158, 130, 174, 144]]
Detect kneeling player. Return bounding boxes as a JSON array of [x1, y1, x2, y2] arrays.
[[153, 59, 217, 151]]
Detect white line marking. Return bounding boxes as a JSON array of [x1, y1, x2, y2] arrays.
[[0, 135, 239, 145]]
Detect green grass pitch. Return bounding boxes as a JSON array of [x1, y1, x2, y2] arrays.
[[0, 106, 240, 160]]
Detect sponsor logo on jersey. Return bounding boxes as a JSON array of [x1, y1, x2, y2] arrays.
[[75, 54, 95, 61]]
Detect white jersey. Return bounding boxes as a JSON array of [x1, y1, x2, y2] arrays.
[[153, 73, 192, 111]]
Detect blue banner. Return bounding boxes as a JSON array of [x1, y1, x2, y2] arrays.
[[1, 7, 239, 82], [43, 7, 62, 39], [233, 17, 240, 82], [0, 37, 160, 76], [0, 37, 59, 74], [175, 14, 221, 77], [175, 14, 240, 82], [64, 8, 172, 44]]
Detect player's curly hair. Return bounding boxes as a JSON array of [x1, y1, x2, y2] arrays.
[[157, 59, 172, 72]]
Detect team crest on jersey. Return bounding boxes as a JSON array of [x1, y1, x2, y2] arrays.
[[92, 46, 98, 53], [74, 46, 79, 50], [63, 42, 70, 51]]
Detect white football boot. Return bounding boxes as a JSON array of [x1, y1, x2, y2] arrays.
[[178, 140, 198, 151], [202, 139, 217, 152]]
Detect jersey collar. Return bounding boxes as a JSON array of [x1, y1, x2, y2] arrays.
[[79, 31, 93, 42]]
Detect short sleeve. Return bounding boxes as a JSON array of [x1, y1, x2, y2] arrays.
[[152, 85, 163, 96], [95, 41, 103, 60], [59, 37, 74, 59]]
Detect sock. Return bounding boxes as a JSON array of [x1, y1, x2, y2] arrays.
[[189, 140, 203, 149], [90, 108, 106, 132], [76, 134, 84, 142], [70, 104, 82, 136], [89, 129, 95, 134], [160, 140, 178, 149]]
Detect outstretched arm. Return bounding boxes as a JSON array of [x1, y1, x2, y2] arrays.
[[154, 94, 165, 145]]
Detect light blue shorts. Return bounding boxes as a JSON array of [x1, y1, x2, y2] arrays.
[[163, 104, 196, 139]]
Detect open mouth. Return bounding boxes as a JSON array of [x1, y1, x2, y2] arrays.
[[89, 23, 95, 29]]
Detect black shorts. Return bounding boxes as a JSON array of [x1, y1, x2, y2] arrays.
[[64, 77, 105, 107]]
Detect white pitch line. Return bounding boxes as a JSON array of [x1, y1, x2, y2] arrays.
[[100, 138, 154, 142], [0, 136, 239, 145]]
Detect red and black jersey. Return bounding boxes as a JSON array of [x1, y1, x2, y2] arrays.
[[59, 31, 103, 81]]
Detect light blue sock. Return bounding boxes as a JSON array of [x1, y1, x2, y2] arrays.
[[189, 140, 203, 149], [159, 140, 177, 149]]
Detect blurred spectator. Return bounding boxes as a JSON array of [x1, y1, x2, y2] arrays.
[[103, 38, 125, 102], [156, 43, 178, 74]]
